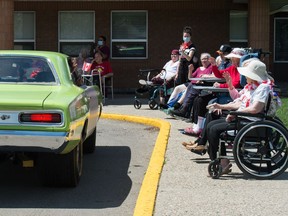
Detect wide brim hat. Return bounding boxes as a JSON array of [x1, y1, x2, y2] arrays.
[[237, 60, 269, 82], [225, 48, 245, 59]]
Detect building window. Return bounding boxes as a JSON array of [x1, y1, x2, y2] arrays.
[[111, 11, 148, 59], [229, 11, 248, 47], [274, 18, 288, 62], [59, 11, 95, 57], [14, 12, 35, 50]]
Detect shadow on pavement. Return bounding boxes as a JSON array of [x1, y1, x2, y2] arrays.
[[0, 146, 132, 209]]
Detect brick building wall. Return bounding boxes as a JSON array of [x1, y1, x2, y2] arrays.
[[5, 1, 287, 92], [0, 0, 14, 49], [12, 0, 237, 92]]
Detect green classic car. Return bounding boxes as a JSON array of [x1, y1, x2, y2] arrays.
[[0, 50, 102, 187]]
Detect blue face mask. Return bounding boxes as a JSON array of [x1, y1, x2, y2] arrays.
[[183, 36, 190, 43], [98, 40, 104, 46]]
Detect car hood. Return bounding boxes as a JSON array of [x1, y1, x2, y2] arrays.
[[0, 85, 54, 109]]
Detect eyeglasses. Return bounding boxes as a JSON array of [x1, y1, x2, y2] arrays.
[[201, 57, 209, 61], [171, 54, 178, 56]]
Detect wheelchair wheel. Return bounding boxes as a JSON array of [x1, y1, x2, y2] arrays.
[[134, 100, 142, 109], [208, 160, 222, 179], [233, 120, 288, 179], [148, 99, 158, 110]]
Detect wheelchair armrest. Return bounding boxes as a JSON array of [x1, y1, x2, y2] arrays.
[[229, 111, 265, 118]]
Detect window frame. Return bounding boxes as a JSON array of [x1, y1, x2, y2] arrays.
[[229, 10, 248, 43], [58, 11, 95, 57], [14, 11, 36, 50], [274, 17, 288, 63], [110, 10, 148, 59]]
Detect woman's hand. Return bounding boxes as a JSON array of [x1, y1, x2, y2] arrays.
[[213, 108, 222, 115], [174, 73, 178, 80], [208, 57, 216, 66], [207, 103, 222, 110], [223, 71, 233, 90], [213, 82, 220, 88], [196, 80, 204, 84], [206, 103, 222, 114], [226, 114, 235, 122]]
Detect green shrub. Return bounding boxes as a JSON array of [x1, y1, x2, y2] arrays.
[[276, 97, 288, 128]]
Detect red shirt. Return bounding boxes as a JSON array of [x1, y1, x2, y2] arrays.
[[91, 61, 112, 76], [212, 65, 241, 88]]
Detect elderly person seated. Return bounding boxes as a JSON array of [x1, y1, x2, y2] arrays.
[[151, 49, 180, 86], [181, 48, 244, 136], [193, 60, 273, 174], [90, 51, 113, 88], [139, 49, 180, 107], [167, 52, 213, 114]]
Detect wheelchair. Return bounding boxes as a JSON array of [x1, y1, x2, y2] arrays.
[[134, 68, 173, 109], [208, 96, 288, 180]]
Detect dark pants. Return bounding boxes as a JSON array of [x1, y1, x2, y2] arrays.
[[152, 77, 174, 97], [178, 83, 200, 114], [206, 118, 236, 160], [191, 94, 216, 123], [197, 112, 221, 146], [176, 60, 189, 85], [183, 83, 200, 107]]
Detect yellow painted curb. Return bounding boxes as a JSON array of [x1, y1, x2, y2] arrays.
[[101, 113, 171, 216]]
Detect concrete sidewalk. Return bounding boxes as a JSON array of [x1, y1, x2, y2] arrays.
[[103, 94, 288, 216]]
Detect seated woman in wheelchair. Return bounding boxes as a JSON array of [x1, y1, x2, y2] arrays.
[[187, 59, 274, 174], [150, 49, 180, 86], [138, 49, 180, 107]]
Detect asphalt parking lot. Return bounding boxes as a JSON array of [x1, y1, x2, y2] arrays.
[[0, 118, 157, 216], [103, 95, 288, 216]]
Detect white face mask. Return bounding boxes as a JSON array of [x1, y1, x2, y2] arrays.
[[98, 40, 104, 46]]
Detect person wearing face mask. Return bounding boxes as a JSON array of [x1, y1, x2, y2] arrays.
[[91, 35, 110, 61], [175, 26, 199, 86]]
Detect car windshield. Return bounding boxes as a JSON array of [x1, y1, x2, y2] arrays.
[[0, 56, 56, 84]]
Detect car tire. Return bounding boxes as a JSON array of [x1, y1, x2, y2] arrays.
[[83, 127, 96, 154], [37, 139, 83, 187]]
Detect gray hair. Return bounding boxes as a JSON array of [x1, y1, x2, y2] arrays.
[[200, 53, 211, 59]]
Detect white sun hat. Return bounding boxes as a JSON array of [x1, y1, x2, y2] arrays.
[[237, 60, 269, 82], [225, 48, 246, 59]]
